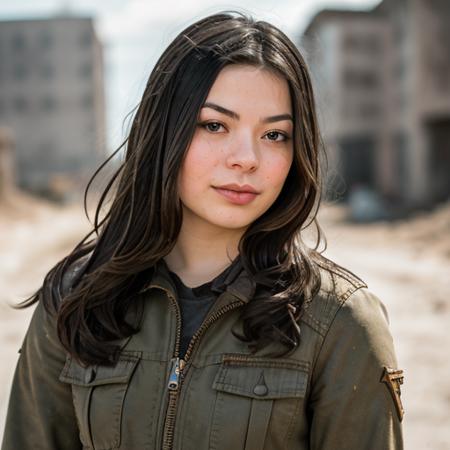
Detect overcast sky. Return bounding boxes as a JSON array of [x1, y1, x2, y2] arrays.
[[0, 0, 380, 150]]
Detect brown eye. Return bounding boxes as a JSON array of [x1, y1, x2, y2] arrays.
[[265, 130, 288, 142], [200, 121, 225, 132]]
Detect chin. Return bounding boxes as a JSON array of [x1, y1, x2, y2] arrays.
[[207, 215, 256, 230]]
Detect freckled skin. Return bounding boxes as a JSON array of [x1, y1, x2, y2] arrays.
[[178, 64, 294, 233]]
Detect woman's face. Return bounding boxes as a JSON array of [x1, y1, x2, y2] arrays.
[[178, 64, 294, 233]]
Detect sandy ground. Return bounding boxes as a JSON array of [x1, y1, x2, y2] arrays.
[[0, 192, 449, 449], [315, 204, 450, 449]]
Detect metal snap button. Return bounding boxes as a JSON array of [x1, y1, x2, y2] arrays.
[[253, 384, 268, 396]]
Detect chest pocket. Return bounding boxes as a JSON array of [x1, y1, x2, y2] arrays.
[[210, 354, 309, 450], [59, 353, 140, 450]]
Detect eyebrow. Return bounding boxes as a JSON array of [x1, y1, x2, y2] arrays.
[[202, 101, 293, 124]]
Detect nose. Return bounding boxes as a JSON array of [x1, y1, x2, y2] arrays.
[[225, 131, 259, 173]]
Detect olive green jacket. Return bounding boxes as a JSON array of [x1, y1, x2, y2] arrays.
[[1, 258, 404, 450]]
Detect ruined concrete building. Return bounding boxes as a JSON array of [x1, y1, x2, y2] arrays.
[[302, 0, 450, 209], [0, 15, 106, 197]]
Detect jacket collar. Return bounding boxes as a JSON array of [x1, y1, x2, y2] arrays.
[[139, 255, 256, 304]]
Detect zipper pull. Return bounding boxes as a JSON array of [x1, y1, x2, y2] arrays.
[[167, 357, 185, 390]]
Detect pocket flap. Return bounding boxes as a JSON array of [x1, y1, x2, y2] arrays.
[[212, 355, 309, 400], [59, 355, 139, 387]]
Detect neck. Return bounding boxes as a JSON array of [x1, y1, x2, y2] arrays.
[[163, 215, 246, 287]]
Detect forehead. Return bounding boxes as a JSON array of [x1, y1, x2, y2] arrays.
[[205, 64, 292, 112]]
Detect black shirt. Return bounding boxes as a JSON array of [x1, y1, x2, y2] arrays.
[[164, 255, 242, 359]]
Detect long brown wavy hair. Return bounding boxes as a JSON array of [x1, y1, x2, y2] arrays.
[[19, 10, 330, 366]]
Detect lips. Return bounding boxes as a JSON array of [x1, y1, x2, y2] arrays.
[[214, 183, 260, 194], [212, 184, 260, 205]]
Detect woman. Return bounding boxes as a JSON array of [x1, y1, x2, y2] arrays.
[[1, 11, 404, 450]]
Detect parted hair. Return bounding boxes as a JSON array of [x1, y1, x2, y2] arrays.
[[20, 10, 330, 366]]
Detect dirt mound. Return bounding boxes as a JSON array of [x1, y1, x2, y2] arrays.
[[317, 201, 450, 261], [0, 189, 56, 222]]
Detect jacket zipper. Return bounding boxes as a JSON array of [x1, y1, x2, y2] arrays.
[[151, 284, 244, 450]]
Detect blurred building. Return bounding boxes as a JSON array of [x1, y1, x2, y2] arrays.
[[0, 15, 106, 197], [302, 0, 450, 210]]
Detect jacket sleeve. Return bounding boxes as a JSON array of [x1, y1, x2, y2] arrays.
[[1, 297, 82, 450], [308, 287, 404, 450]]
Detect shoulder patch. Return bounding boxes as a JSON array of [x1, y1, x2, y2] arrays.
[[380, 366, 405, 421]]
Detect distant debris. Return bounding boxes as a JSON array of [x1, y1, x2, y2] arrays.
[[0, 127, 15, 200], [347, 185, 387, 222], [0, 127, 54, 216]]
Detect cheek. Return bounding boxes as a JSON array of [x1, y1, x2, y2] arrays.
[[183, 142, 220, 178], [179, 143, 220, 194], [262, 154, 293, 187]]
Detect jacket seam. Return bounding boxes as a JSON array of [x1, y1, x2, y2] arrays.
[[282, 388, 304, 447], [309, 284, 368, 384], [301, 266, 369, 338], [214, 382, 304, 397], [301, 309, 328, 337], [315, 258, 368, 290]]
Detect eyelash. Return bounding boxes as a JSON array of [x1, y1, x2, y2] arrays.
[[198, 121, 291, 142]]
